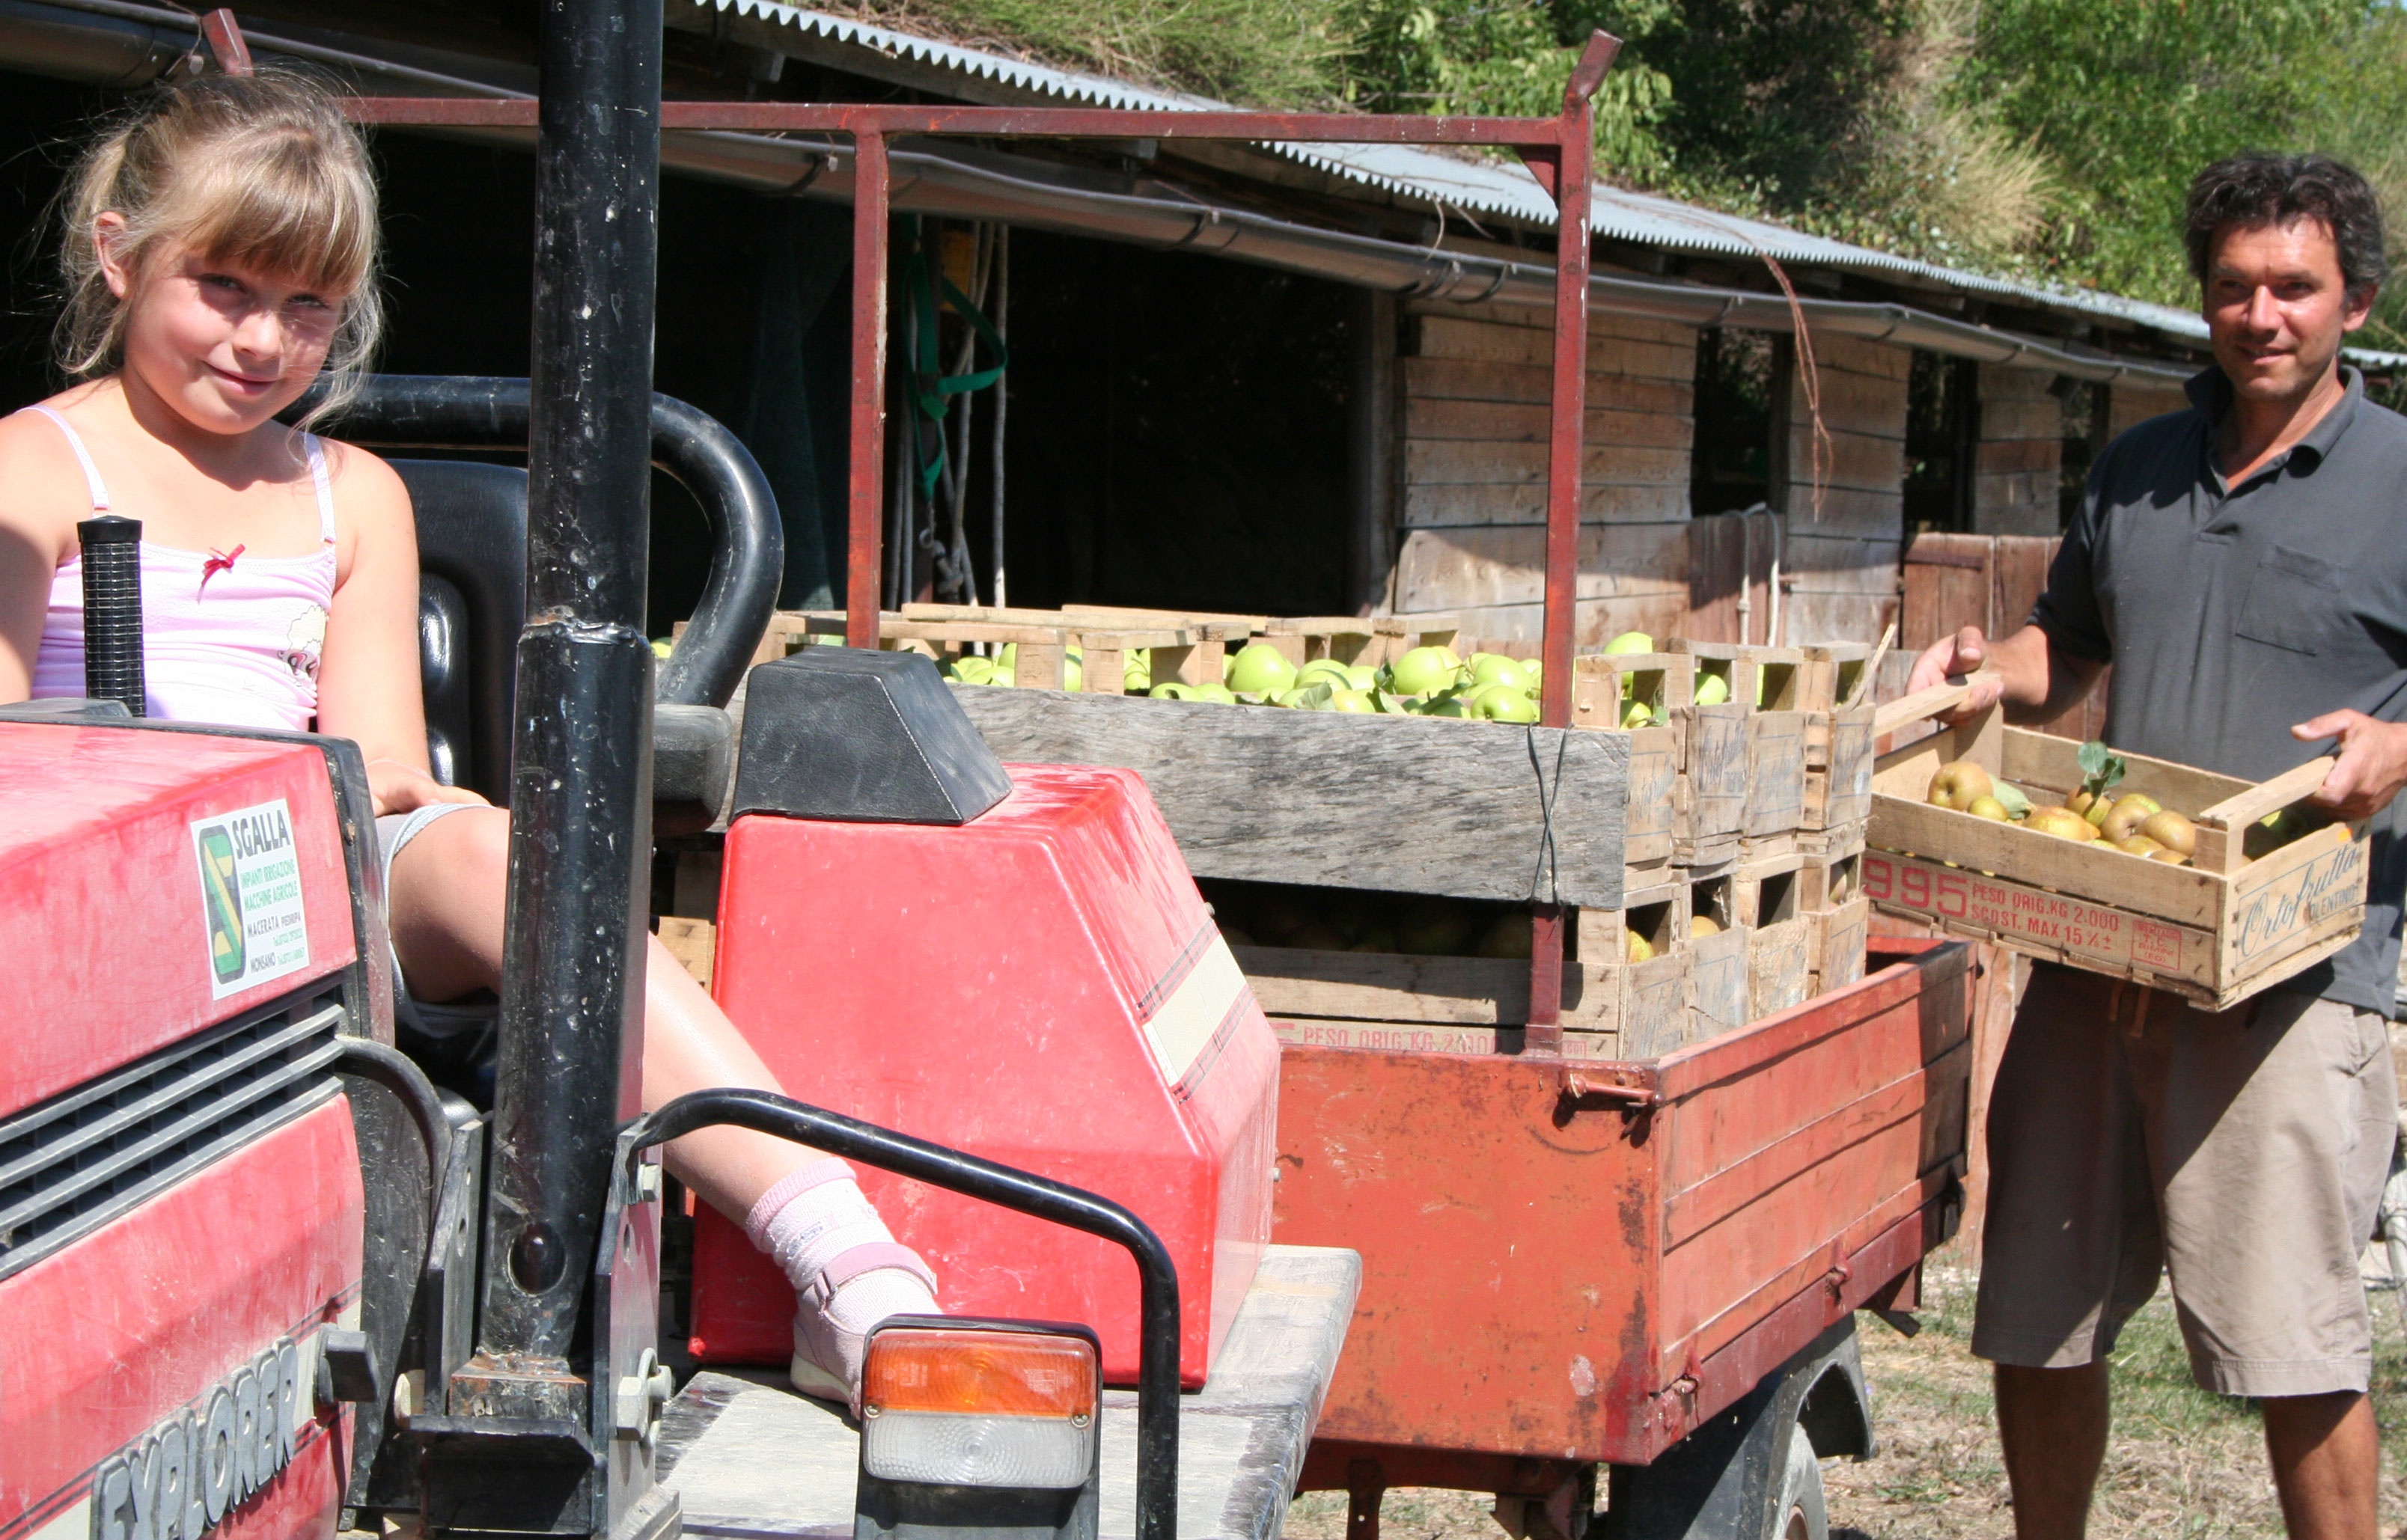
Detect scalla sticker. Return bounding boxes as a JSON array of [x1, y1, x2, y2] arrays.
[[191, 798, 310, 999]]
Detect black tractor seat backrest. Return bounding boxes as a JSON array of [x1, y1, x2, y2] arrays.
[[394, 459, 527, 806]]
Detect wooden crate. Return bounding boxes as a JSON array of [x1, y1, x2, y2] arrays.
[[1232, 945, 1618, 1036], [1578, 649, 1742, 864], [1055, 605, 1459, 669], [1867, 705, 2369, 1009], [1801, 642, 1875, 834], [1736, 852, 1813, 1022], [745, 608, 1221, 691], [1570, 653, 1685, 878], [1675, 641, 1810, 858], [1269, 1018, 1620, 1060], [1813, 899, 1873, 997], [952, 685, 1632, 908], [1799, 845, 1865, 912], [1575, 880, 1693, 1057], [1686, 866, 1751, 1042]]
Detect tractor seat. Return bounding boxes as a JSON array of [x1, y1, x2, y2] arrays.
[[394, 459, 526, 807]]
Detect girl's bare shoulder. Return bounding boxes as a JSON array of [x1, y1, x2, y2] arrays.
[[0, 390, 116, 566]]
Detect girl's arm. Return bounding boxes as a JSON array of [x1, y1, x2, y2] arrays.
[[314, 441, 485, 816], [0, 413, 82, 702]]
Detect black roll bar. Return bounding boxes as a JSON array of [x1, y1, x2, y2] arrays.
[[627, 1089, 1182, 1540], [304, 373, 784, 711]]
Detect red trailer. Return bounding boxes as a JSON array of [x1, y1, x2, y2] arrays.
[[1277, 938, 1967, 1539]]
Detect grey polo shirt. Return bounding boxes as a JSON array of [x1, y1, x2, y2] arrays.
[[2032, 365, 2407, 1015]]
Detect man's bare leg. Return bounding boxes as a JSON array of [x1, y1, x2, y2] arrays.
[[2263, 1390, 2378, 1540], [1995, 1362, 2108, 1540]]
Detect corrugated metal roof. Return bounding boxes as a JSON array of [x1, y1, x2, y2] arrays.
[[708, 0, 2407, 366]]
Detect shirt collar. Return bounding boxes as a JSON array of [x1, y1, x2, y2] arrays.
[[2188, 362, 2364, 477]]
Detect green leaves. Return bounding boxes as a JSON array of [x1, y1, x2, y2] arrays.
[[2076, 739, 2128, 804]]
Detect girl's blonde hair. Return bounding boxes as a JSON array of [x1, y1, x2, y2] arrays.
[[55, 67, 382, 424]]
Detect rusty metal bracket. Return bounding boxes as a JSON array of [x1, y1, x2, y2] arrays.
[[1560, 1069, 1658, 1108], [200, 9, 254, 76]]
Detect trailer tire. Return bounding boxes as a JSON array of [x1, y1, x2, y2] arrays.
[[1601, 1316, 1867, 1540], [1773, 1423, 1827, 1540]]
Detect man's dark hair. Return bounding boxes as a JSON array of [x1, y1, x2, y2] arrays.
[[2186, 153, 2389, 300]]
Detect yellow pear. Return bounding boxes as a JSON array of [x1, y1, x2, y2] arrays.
[[1691, 914, 1723, 938], [1966, 795, 2010, 821], [1626, 931, 1655, 964], [2138, 810, 2197, 856], [1927, 760, 1995, 810]]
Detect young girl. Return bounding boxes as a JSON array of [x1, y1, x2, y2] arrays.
[[0, 68, 935, 1405]]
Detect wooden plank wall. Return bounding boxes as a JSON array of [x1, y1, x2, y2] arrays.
[[1972, 364, 2061, 537], [2106, 379, 2192, 440], [1393, 299, 1697, 643], [1892, 531, 2109, 740], [1780, 333, 1907, 647]]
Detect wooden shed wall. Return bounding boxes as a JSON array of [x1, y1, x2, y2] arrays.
[[1778, 333, 1907, 647], [1971, 364, 2062, 538], [1393, 299, 1697, 644]]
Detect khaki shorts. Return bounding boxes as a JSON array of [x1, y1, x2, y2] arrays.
[[1971, 964, 2397, 1398]]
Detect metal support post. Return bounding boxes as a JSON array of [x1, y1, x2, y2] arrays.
[[1526, 32, 1617, 1056], [471, 0, 662, 1385], [846, 130, 890, 649]]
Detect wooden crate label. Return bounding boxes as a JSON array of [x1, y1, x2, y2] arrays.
[[1745, 712, 1807, 836], [1861, 850, 2213, 980], [2230, 840, 2368, 969]]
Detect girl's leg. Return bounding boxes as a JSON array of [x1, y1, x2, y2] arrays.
[[385, 805, 936, 1400]]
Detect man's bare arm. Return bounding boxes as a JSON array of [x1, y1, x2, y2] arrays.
[[1905, 623, 2104, 725]]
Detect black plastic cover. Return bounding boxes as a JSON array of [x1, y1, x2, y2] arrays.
[[732, 649, 1013, 825]]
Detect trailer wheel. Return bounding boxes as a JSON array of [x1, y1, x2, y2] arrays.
[[1773, 1423, 1827, 1540], [1602, 1316, 1867, 1540]]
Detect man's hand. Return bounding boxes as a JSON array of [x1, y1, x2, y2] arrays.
[[2290, 711, 2407, 820], [367, 758, 489, 819], [1906, 626, 2008, 724]]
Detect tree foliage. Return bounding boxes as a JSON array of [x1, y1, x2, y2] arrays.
[[848, 0, 2407, 325]]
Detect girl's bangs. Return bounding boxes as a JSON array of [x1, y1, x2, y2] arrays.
[[168, 138, 374, 299]]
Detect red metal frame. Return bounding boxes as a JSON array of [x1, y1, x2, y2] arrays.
[[347, 34, 1619, 1051]]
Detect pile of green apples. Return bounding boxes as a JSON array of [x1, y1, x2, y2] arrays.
[[942, 643, 1153, 693], [1171, 642, 1548, 720]]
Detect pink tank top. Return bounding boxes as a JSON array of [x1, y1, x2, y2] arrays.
[[28, 406, 338, 732]]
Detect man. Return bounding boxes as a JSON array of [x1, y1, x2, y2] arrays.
[[1908, 153, 2407, 1540]]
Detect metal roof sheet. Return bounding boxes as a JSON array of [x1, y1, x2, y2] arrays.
[[706, 0, 2407, 367]]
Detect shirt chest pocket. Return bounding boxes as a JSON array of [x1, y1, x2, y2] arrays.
[[2236, 544, 2349, 656]]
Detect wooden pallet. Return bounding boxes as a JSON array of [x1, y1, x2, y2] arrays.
[[1866, 688, 2370, 1010]]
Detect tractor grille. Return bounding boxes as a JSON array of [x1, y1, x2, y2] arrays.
[[0, 989, 346, 1282]]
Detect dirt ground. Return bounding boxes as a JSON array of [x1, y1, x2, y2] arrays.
[[1283, 1247, 2407, 1540]]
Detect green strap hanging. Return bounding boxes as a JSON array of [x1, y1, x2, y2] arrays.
[[903, 219, 1009, 499]]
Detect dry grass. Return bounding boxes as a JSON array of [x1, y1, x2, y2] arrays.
[[1283, 1247, 2407, 1540]]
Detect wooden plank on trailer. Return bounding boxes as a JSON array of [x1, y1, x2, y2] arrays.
[[951, 687, 1632, 908], [1269, 1018, 1621, 1059], [1233, 947, 1618, 1030]]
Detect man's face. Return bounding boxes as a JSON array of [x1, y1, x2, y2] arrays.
[[2203, 216, 2373, 406]]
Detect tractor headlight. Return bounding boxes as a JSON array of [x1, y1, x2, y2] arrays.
[[861, 1323, 1099, 1489]]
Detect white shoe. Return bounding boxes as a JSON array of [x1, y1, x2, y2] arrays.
[[789, 1241, 941, 1412]]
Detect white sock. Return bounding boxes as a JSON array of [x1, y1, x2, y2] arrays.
[[746, 1158, 940, 1314]]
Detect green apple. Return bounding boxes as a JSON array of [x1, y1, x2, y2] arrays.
[[1523, 659, 1542, 691], [949, 655, 996, 685], [1397, 898, 1477, 956], [1331, 689, 1376, 712], [1418, 695, 1470, 718], [1150, 682, 1198, 700], [1346, 665, 1377, 690], [1192, 682, 1238, 704], [1621, 698, 1656, 728], [1694, 672, 1731, 706], [1062, 649, 1084, 692], [995, 642, 1018, 678], [1477, 686, 1539, 723], [1469, 653, 1531, 693], [1296, 659, 1355, 691], [1227, 642, 1299, 697], [1603, 631, 1654, 656], [1391, 645, 1464, 696]]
